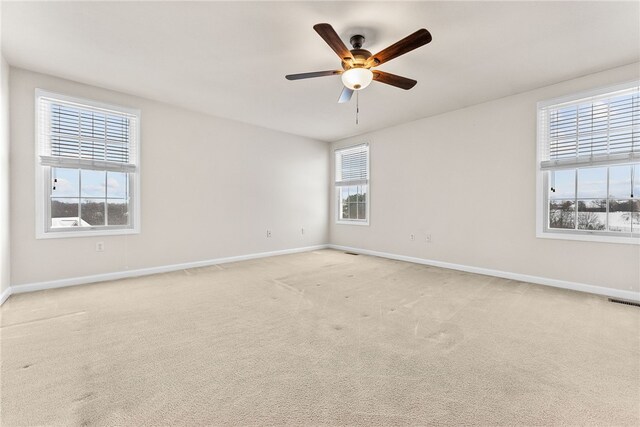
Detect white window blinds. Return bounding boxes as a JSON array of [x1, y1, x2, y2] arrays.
[[335, 144, 369, 185], [538, 83, 640, 170], [37, 92, 138, 173]]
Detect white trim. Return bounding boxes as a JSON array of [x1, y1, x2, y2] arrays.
[[535, 80, 640, 245], [0, 287, 11, 306], [328, 244, 640, 302], [336, 220, 369, 226], [34, 89, 142, 239], [37, 227, 141, 239], [535, 164, 640, 245], [4, 245, 328, 301], [335, 142, 370, 226], [335, 186, 371, 226], [536, 229, 640, 245]]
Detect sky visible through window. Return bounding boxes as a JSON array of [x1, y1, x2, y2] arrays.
[[551, 166, 639, 199], [52, 168, 127, 199]]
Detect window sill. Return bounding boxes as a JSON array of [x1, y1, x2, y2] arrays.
[[336, 220, 369, 226], [36, 227, 140, 239], [537, 230, 640, 245]]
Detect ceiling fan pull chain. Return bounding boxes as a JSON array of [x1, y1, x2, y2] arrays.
[[356, 91, 359, 125]]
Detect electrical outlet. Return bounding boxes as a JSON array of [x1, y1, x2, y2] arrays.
[[266, 229, 272, 238], [426, 234, 432, 243], [96, 242, 104, 252], [410, 234, 415, 241]]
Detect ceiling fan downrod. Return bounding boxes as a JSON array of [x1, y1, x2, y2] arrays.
[[350, 34, 365, 50]]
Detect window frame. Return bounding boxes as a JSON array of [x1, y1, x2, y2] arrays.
[[536, 81, 640, 245], [34, 89, 141, 239], [335, 143, 370, 226]]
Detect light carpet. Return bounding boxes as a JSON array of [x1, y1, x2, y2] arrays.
[[1, 249, 639, 426]]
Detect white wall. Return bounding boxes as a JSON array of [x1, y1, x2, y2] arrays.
[[7, 63, 640, 295], [10, 67, 328, 287], [330, 63, 640, 294], [0, 56, 10, 296]]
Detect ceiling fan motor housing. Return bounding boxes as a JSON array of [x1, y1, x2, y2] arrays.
[[342, 36, 372, 70]]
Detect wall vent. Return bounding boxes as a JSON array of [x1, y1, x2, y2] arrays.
[[608, 298, 640, 308]]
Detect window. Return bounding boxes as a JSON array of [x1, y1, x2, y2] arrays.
[[35, 90, 140, 238], [537, 81, 640, 244], [335, 144, 369, 224]]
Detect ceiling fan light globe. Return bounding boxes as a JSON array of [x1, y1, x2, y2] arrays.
[[341, 68, 373, 91]]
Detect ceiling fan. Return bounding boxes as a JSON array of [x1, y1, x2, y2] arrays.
[[285, 23, 432, 103]]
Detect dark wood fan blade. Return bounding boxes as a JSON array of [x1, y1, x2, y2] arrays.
[[338, 87, 354, 103], [285, 70, 342, 80], [373, 71, 417, 90], [313, 23, 354, 61], [366, 28, 432, 67]]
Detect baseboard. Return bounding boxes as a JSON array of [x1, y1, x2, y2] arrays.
[[328, 244, 640, 302], [0, 286, 11, 306], [4, 243, 637, 306], [2, 244, 329, 304]]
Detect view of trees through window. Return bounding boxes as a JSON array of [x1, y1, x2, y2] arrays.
[[50, 167, 129, 228], [339, 185, 367, 221], [549, 164, 639, 233]]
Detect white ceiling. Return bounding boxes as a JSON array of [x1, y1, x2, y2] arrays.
[[2, 1, 639, 142]]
